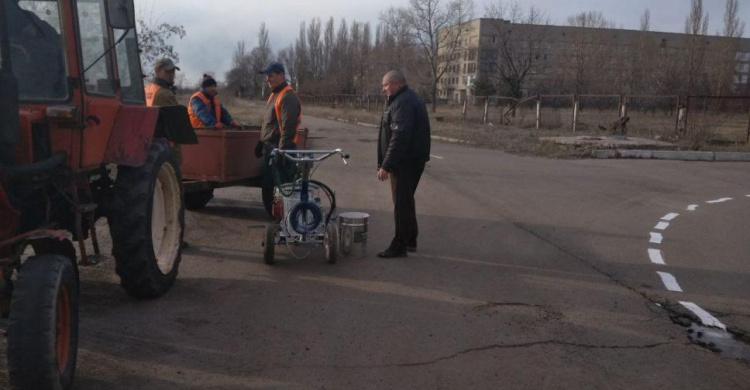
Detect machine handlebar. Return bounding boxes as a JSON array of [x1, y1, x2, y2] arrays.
[[271, 149, 349, 165]]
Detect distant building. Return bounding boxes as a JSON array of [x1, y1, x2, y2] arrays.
[[437, 18, 750, 103]]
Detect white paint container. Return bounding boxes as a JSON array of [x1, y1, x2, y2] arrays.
[[338, 212, 369, 258]]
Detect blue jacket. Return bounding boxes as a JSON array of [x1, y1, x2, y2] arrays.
[[189, 91, 234, 127]]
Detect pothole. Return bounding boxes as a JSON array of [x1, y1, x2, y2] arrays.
[[687, 323, 750, 361]]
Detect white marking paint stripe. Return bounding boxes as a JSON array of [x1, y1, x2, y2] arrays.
[[430, 154, 444, 159], [661, 213, 679, 221], [687, 205, 698, 211], [654, 221, 670, 230], [650, 232, 663, 244], [706, 198, 733, 204], [657, 272, 683, 292], [680, 302, 726, 330], [648, 249, 665, 265]]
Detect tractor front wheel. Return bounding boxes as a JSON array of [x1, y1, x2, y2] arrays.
[[7, 254, 79, 390]]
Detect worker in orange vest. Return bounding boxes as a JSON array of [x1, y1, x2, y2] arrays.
[[144, 58, 180, 107], [258, 62, 301, 154], [257, 62, 302, 212], [187, 74, 238, 129]]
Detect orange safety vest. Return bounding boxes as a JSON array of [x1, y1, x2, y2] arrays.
[[187, 91, 222, 128], [267, 84, 301, 144], [144, 83, 161, 107]]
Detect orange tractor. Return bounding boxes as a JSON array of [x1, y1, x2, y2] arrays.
[[0, 0, 193, 388]]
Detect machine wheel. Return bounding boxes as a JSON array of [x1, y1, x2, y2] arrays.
[[261, 173, 274, 217], [324, 222, 339, 264], [110, 139, 184, 298], [7, 254, 79, 390], [263, 223, 276, 265], [184, 188, 214, 211]]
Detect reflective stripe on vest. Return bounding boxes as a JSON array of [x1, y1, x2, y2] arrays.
[[187, 91, 222, 128], [267, 85, 301, 144], [144, 83, 161, 107]]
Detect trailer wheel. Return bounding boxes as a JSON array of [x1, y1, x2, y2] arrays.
[[184, 189, 214, 211], [110, 139, 184, 298], [263, 223, 276, 265], [7, 254, 79, 390], [324, 222, 339, 264]]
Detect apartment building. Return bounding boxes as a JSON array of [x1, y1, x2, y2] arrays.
[[437, 18, 750, 103]]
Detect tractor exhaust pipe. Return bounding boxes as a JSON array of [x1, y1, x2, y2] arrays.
[[0, 0, 20, 165]]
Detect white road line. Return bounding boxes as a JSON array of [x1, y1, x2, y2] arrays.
[[680, 302, 726, 330], [706, 198, 733, 204], [661, 213, 679, 221], [654, 221, 670, 230], [687, 205, 698, 211], [648, 249, 666, 265], [656, 272, 683, 292], [430, 154, 445, 159], [650, 232, 663, 244]]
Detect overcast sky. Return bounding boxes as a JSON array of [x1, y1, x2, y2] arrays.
[[134, 0, 750, 84]]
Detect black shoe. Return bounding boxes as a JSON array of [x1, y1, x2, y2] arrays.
[[407, 245, 417, 252], [377, 248, 407, 258]]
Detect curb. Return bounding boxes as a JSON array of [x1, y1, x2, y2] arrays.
[[324, 116, 378, 128], [594, 149, 750, 162]]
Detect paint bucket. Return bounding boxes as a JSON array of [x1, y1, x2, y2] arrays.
[[338, 212, 369, 258]]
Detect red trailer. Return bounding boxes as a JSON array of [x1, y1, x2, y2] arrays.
[[181, 126, 308, 214]]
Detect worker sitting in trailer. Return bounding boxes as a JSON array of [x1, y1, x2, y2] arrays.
[[187, 74, 238, 129]]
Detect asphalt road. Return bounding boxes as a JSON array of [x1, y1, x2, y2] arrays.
[[7, 115, 750, 389]]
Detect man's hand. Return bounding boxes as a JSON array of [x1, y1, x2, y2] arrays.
[[377, 168, 390, 182], [214, 122, 224, 129], [230, 120, 239, 127]]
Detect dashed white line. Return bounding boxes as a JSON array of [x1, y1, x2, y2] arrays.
[[680, 302, 726, 330], [648, 249, 666, 265], [650, 232, 663, 244], [654, 221, 670, 230], [430, 154, 444, 160], [661, 213, 679, 221], [706, 198, 733, 204], [687, 205, 698, 211], [657, 272, 683, 292]]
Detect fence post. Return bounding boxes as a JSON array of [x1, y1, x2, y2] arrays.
[[620, 95, 629, 119], [482, 97, 489, 124], [572, 95, 579, 133], [461, 98, 467, 122], [535, 94, 541, 129]]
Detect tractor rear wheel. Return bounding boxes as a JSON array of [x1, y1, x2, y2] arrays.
[[110, 139, 184, 298], [7, 254, 79, 390]]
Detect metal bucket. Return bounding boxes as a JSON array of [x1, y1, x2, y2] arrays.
[[338, 212, 369, 258]]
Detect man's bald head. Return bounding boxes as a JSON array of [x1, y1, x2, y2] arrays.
[[382, 70, 407, 97]]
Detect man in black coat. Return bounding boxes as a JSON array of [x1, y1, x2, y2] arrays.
[[377, 70, 431, 258]]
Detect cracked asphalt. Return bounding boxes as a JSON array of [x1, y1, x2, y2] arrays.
[[5, 116, 750, 389]]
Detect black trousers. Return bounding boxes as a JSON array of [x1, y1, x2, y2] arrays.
[[389, 162, 425, 250]]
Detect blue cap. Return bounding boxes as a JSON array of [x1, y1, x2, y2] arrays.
[[259, 62, 285, 75]]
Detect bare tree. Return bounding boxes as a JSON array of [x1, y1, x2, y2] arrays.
[[561, 11, 615, 94], [307, 18, 323, 80], [566, 11, 615, 29], [483, 2, 550, 98], [402, 0, 474, 111], [136, 8, 186, 75], [708, 0, 746, 95], [294, 22, 309, 92], [225, 40, 253, 98], [723, 0, 745, 37], [683, 0, 709, 95], [640, 9, 651, 31], [277, 44, 299, 89]]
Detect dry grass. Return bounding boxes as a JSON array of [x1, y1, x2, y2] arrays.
[[218, 98, 750, 157]]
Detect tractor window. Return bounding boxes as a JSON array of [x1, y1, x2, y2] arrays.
[[5, 0, 68, 100], [76, 0, 115, 96], [114, 28, 145, 103]]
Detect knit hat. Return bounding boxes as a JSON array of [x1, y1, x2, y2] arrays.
[[201, 74, 217, 88]]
